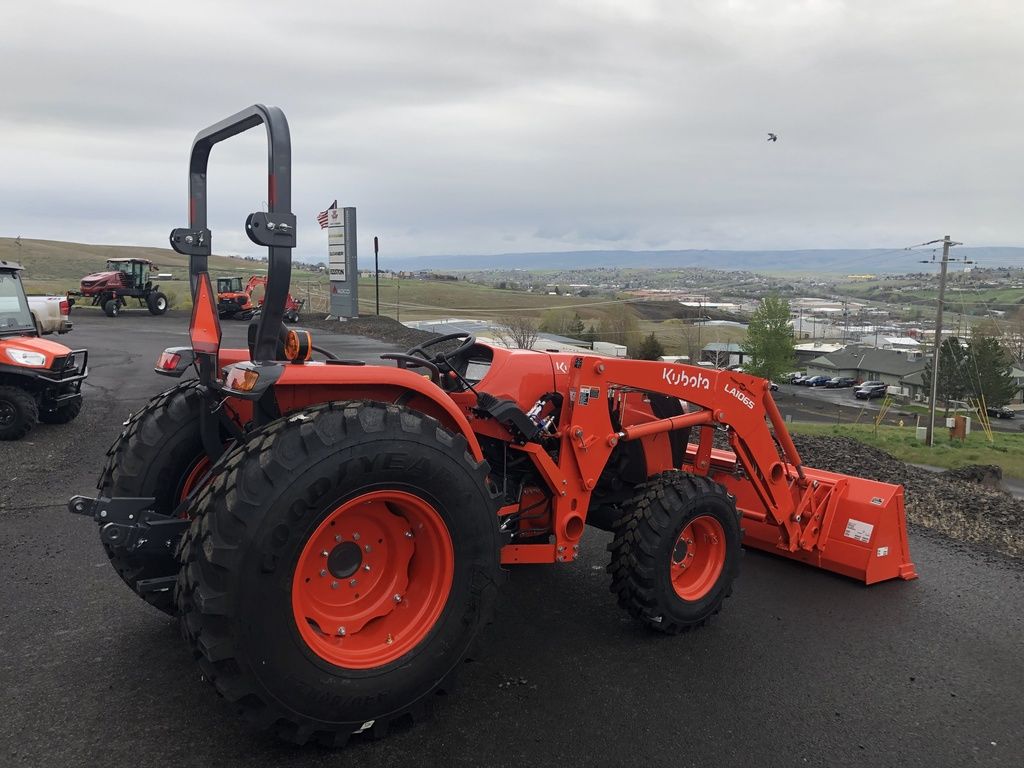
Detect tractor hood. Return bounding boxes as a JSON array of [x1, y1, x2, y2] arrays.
[[81, 270, 119, 284]]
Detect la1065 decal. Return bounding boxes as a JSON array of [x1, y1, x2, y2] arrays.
[[724, 383, 755, 409]]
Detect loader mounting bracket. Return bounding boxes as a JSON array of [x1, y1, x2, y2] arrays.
[[68, 495, 188, 555], [169, 227, 212, 256]]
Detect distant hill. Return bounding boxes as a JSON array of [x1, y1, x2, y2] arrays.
[[381, 247, 1024, 274], [0, 237, 260, 283]]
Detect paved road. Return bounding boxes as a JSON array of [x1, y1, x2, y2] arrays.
[[776, 382, 1021, 433], [1, 314, 1022, 767]]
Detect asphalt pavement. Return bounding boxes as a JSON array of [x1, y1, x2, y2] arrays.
[[1, 312, 1022, 768]]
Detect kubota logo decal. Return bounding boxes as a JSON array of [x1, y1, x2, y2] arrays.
[[555, 361, 569, 374], [661, 367, 710, 390], [724, 383, 755, 409]]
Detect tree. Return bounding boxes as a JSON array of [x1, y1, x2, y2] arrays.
[[539, 310, 587, 340], [582, 324, 598, 347], [966, 334, 1017, 407], [742, 297, 794, 381], [598, 304, 641, 352], [634, 333, 665, 360], [494, 315, 539, 349], [922, 337, 969, 416]]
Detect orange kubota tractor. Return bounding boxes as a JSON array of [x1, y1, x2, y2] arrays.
[[216, 274, 303, 322], [69, 106, 915, 747]]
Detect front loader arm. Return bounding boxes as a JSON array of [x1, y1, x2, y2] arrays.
[[559, 357, 915, 584]]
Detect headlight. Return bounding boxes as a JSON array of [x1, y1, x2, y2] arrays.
[[6, 348, 47, 367]]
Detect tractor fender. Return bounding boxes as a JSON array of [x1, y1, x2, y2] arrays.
[[267, 363, 485, 461]]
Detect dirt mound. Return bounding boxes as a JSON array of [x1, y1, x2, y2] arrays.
[[792, 434, 1024, 559], [301, 314, 437, 349], [941, 464, 1003, 488]]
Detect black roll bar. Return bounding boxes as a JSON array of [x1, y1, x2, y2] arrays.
[[169, 104, 296, 363]]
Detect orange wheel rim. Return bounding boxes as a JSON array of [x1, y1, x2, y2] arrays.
[[670, 515, 726, 601], [292, 490, 454, 669], [178, 456, 212, 510]]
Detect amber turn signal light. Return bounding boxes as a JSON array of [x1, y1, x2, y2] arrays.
[[225, 367, 260, 392]]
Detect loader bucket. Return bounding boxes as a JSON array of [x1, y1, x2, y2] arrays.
[[706, 449, 917, 585]]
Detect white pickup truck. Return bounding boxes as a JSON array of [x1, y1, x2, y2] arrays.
[[27, 295, 73, 335]]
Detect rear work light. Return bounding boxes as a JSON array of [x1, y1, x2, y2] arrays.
[[157, 351, 182, 370]]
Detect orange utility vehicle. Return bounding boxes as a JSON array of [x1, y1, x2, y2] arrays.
[[1, 260, 87, 440], [69, 106, 915, 747]]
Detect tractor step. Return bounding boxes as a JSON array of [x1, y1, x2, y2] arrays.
[[68, 495, 189, 556]]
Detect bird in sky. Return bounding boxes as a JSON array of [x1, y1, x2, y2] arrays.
[[767, 133, 778, 142]]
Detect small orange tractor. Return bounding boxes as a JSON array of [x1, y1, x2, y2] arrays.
[[69, 106, 915, 747], [216, 274, 303, 322]]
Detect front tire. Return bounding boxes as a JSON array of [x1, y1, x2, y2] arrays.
[[176, 401, 501, 746], [103, 299, 119, 317], [39, 398, 82, 424], [607, 471, 741, 634], [0, 386, 38, 441], [147, 291, 168, 315]]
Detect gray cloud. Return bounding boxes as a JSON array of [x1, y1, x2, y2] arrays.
[[1, 0, 1021, 264]]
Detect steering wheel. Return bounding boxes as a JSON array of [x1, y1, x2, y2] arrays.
[[405, 332, 477, 364]]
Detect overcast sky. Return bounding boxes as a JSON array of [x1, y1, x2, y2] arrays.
[[1, 0, 1021, 264]]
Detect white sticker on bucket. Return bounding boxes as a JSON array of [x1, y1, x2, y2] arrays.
[[876, 546, 889, 557], [844, 518, 875, 543]]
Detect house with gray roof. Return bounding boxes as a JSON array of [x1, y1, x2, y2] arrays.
[[805, 346, 928, 389]]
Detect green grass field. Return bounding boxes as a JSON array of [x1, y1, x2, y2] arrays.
[[5, 237, 743, 351], [787, 422, 1024, 478]]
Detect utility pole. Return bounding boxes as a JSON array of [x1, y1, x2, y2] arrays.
[[374, 236, 380, 316], [924, 235, 968, 446]]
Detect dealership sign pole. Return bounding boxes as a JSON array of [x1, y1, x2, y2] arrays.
[[327, 207, 358, 318]]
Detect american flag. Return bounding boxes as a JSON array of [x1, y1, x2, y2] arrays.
[[317, 200, 338, 229]]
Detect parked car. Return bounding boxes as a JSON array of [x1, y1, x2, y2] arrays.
[[804, 375, 831, 387], [854, 381, 888, 399], [825, 376, 856, 388], [769, 381, 779, 391], [986, 405, 1016, 419], [787, 373, 807, 384]]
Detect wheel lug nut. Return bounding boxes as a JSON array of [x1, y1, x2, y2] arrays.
[[393, 594, 402, 603], [404, 530, 413, 538], [335, 534, 342, 542], [349, 579, 358, 587], [364, 544, 372, 552], [363, 564, 371, 572], [321, 550, 329, 557], [352, 532, 361, 541], [319, 569, 327, 577], [337, 626, 346, 637], [331, 581, 339, 589]]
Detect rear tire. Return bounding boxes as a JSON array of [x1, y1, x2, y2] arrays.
[[0, 386, 38, 441], [607, 471, 741, 634], [98, 381, 211, 613], [147, 291, 168, 315], [103, 299, 119, 317], [176, 401, 501, 746], [39, 398, 82, 424]]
